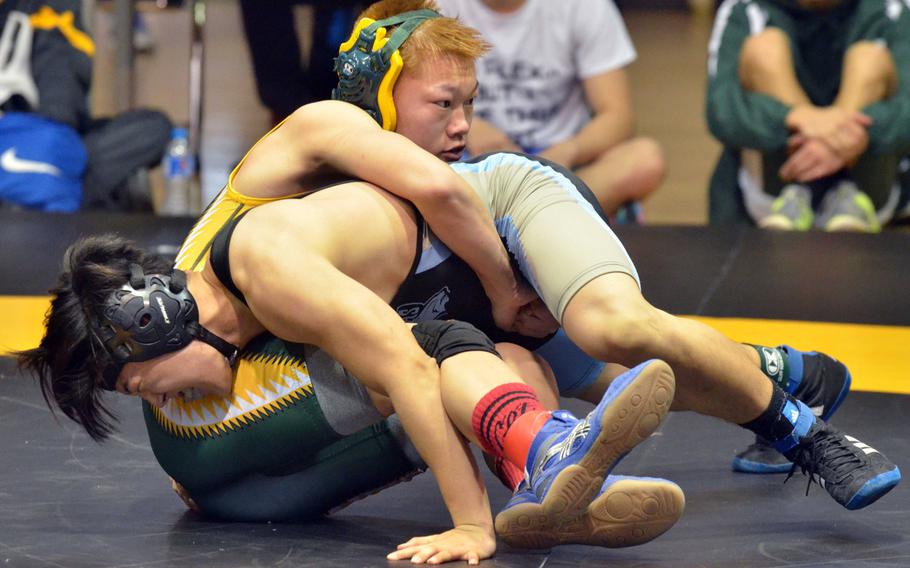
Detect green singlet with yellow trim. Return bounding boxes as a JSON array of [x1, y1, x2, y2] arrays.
[[143, 333, 420, 521]]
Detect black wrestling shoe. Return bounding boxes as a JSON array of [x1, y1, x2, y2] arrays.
[[783, 419, 901, 510], [789, 346, 852, 419], [732, 346, 851, 474], [731, 436, 794, 473]]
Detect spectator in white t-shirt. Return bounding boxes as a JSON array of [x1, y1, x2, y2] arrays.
[[435, 0, 665, 220]]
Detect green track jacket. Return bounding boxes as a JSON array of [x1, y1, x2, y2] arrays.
[[706, 0, 910, 156]]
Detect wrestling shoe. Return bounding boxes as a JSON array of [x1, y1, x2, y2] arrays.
[[731, 436, 794, 474], [503, 360, 675, 531], [496, 474, 684, 549], [732, 346, 851, 473], [759, 184, 813, 231], [782, 419, 901, 510]]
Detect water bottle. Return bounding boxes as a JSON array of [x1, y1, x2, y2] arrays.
[[160, 127, 194, 215]]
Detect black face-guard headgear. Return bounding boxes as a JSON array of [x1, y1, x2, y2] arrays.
[[94, 265, 239, 390]]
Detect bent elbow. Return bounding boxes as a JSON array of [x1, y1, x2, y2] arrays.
[[411, 168, 464, 209]]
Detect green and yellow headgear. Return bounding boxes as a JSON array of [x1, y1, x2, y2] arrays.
[[332, 9, 440, 131]]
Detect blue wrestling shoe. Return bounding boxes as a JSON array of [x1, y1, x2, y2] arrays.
[[496, 474, 684, 549], [733, 346, 851, 474], [497, 359, 676, 541], [775, 400, 901, 510]]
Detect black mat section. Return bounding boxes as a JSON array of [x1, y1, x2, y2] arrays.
[[3, 211, 909, 325], [0, 210, 195, 297], [2, 211, 909, 566], [1, 356, 908, 567], [617, 225, 910, 326]]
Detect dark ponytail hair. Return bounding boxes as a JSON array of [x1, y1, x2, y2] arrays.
[[17, 235, 172, 441]]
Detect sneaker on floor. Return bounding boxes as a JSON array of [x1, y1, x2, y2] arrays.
[[759, 184, 814, 231], [500, 359, 675, 532], [732, 347, 853, 474], [816, 181, 881, 233], [782, 418, 901, 510], [496, 475, 684, 549]]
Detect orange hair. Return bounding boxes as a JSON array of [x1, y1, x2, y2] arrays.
[[358, 0, 490, 70]]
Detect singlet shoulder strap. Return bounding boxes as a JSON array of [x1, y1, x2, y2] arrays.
[[406, 205, 424, 279], [209, 209, 251, 306]]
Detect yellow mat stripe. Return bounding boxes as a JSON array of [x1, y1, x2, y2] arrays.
[[689, 316, 910, 395], [2, 296, 907, 395], [1, 296, 51, 356]]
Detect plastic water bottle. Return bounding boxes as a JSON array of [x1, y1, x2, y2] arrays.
[[160, 127, 194, 215]]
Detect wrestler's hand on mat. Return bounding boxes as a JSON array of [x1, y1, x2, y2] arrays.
[[514, 298, 559, 338], [388, 524, 495, 565]]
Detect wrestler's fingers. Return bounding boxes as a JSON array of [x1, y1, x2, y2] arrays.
[[388, 543, 435, 562], [397, 534, 440, 549], [425, 549, 453, 564], [388, 545, 415, 560], [412, 545, 440, 564]]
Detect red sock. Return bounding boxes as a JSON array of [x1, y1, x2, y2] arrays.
[[493, 456, 524, 491], [470, 383, 551, 471]]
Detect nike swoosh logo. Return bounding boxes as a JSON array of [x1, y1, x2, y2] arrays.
[[1, 148, 62, 176]]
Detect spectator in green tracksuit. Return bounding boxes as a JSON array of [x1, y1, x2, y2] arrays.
[[705, 0, 910, 232]]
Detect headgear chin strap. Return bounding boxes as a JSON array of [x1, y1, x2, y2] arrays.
[[333, 9, 440, 131], [95, 264, 240, 390]]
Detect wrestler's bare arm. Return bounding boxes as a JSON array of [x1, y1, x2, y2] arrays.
[[234, 100, 531, 331], [228, 185, 495, 557]]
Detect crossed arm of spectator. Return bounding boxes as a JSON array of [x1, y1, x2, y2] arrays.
[[779, 105, 872, 183]]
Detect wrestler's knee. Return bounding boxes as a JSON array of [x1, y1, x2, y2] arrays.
[[591, 305, 663, 363], [564, 283, 663, 364]]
